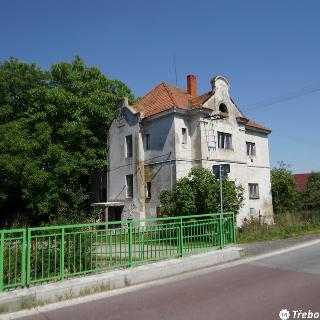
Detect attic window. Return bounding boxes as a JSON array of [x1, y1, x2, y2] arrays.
[[219, 103, 228, 114]]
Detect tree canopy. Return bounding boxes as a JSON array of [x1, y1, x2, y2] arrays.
[[302, 172, 320, 210], [160, 167, 244, 217], [270, 162, 300, 214], [0, 57, 134, 226]]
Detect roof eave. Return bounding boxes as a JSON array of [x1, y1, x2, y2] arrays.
[[245, 125, 272, 135]]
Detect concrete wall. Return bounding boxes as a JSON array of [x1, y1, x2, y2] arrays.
[[108, 110, 177, 219], [142, 114, 176, 217], [107, 107, 143, 220]]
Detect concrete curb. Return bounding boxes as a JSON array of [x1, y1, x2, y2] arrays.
[[0, 247, 242, 316]]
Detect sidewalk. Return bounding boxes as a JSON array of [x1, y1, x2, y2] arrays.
[[238, 234, 320, 256]]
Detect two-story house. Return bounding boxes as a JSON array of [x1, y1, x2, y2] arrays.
[[98, 75, 273, 225]]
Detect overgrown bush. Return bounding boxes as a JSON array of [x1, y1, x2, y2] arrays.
[[160, 167, 244, 217], [237, 211, 320, 243]]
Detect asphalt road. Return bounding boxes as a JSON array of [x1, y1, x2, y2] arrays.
[[20, 243, 320, 320]]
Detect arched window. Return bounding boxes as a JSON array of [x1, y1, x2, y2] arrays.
[[219, 103, 228, 114]]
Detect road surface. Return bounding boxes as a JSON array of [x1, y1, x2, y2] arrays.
[[20, 243, 320, 320]]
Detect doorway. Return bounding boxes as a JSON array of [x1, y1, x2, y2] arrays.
[[108, 206, 123, 228]]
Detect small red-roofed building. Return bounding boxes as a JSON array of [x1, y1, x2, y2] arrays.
[[293, 173, 311, 191]]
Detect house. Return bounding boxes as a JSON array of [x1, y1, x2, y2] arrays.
[[98, 75, 273, 225]]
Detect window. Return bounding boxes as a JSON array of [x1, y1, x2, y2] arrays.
[[99, 188, 107, 202], [145, 134, 151, 150], [219, 103, 228, 114], [246, 142, 256, 156], [248, 183, 259, 199], [146, 181, 151, 198], [182, 128, 187, 144], [218, 132, 232, 149], [125, 135, 133, 158], [126, 174, 133, 198]]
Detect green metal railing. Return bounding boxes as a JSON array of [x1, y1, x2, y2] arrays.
[[0, 212, 235, 292], [0, 229, 26, 292]]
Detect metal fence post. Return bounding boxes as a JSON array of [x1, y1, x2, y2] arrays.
[[60, 228, 65, 281], [21, 229, 26, 288], [179, 218, 184, 257], [128, 221, 133, 267], [26, 228, 31, 287], [232, 213, 236, 245], [0, 232, 4, 292]]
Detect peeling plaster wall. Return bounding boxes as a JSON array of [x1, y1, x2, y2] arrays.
[[107, 108, 142, 220], [142, 115, 176, 217]]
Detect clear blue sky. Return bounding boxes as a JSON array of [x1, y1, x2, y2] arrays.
[[1, 0, 319, 173]]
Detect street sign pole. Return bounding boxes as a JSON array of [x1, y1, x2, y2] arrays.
[[219, 165, 223, 214], [212, 163, 229, 248]]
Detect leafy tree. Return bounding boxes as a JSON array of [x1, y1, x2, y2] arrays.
[[160, 167, 244, 216], [0, 57, 134, 226], [271, 162, 300, 214], [302, 172, 320, 210], [188, 167, 220, 214]]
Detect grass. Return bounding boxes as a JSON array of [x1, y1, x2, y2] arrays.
[[18, 283, 112, 312], [237, 211, 320, 243]]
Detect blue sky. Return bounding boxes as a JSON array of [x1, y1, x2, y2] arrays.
[[1, 0, 319, 173]]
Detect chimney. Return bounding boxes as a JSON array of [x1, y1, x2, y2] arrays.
[[187, 74, 197, 97]]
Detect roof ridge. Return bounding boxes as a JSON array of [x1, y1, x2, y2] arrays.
[[163, 82, 177, 106]]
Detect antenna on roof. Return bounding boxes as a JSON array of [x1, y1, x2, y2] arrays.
[[173, 53, 178, 86]]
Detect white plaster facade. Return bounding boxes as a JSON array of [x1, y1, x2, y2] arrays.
[[104, 76, 273, 225]]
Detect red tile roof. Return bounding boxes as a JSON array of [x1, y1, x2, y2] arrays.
[[293, 173, 311, 191], [190, 91, 213, 107], [133, 83, 192, 118], [245, 120, 271, 133], [132, 81, 270, 133]]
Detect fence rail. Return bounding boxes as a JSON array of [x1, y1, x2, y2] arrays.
[[0, 212, 235, 292]]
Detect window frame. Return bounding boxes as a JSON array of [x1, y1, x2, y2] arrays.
[[248, 183, 259, 199], [126, 174, 133, 198], [125, 135, 133, 158], [219, 103, 228, 114], [146, 181, 151, 199], [145, 134, 151, 150], [217, 131, 232, 150], [182, 128, 187, 144], [246, 141, 256, 156]]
